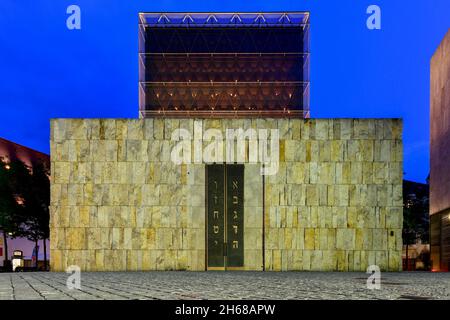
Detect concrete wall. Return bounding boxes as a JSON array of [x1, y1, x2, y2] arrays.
[[50, 118, 403, 271]]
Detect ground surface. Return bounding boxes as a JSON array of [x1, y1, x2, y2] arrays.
[[0, 272, 449, 300]]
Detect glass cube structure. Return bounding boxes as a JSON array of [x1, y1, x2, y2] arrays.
[[139, 12, 310, 118]]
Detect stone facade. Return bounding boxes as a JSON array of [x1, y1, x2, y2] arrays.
[[50, 118, 403, 271], [430, 29, 450, 271]]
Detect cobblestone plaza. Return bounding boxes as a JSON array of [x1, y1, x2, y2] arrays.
[[0, 272, 449, 300]]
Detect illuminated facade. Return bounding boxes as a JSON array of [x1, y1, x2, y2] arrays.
[[430, 29, 450, 272], [138, 12, 310, 118], [50, 13, 403, 272]]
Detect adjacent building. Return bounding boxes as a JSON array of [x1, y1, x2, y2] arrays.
[[50, 12, 403, 272], [0, 138, 50, 267], [430, 29, 450, 272]]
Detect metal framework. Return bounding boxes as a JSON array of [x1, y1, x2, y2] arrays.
[[139, 12, 310, 118]]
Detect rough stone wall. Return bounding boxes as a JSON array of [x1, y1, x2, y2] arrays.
[[264, 119, 403, 271], [50, 118, 402, 271], [50, 119, 206, 271]]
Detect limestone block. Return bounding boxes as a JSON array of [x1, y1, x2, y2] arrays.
[[334, 185, 349, 206], [100, 120, 117, 140], [276, 119, 291, 140], [67, 184, 83, 206], [117, 140, 127, 161], [336, 229, 355, 250], [322, 250, 337, 271], [86, 228, 101, 250], [272, 249, 282, 271], [281, 207, 289, 227], [66, 228, 86, 250], [319, 228, 328, 250], [104, 140, 118, 162], [319, 163, 335, 185], [392, 140, 403, 162], [291, 184, 305, 206], [51, 141, 66, 162], [372, 229, 387, 250], [284, 140, 296, 162], [68, 120, 88, 140], [361, 162, 373, 184], [310, 207, 318, 228], [375, 251, 388, 270], [355, 228, 372, 250], [327, 229, 336, 250], [54, 162, 70, 184], [353, 120, 371, 139], [111, 227, 124, 249], [364, 185, 378, 207], [244, 207, 263, 229], [143, 119, 154, 140], [244, 228, 262, 250], [346, 140, 361, 161], [179, 118, 194, 133], [153, 119, 164, 140], [50, 227, 65, 250], [385, 207, 402, 228], [330, 141, 344, 161], [317, 206, 331, 228], [52, 119, 68, 142], [159, 140, 172, 162], [289, 120, 300, 140], [373, 162, 388, 184], [115, 120, 128, 140], [286, 163, 305, 185], [391, 119, 402, 139], [158, 206, 170, 228], [305, 141, 319, 162], [130, 162, 146, 185], [360, 140, 374, 161], [392, 185, 403, 206], [126, 140, 142, 162], [334, 163, 347, 185], [302, 250, 311, 271], [304, 228, 315, 250], [336, 250, 348, 271], [299, 120, 308, 140], [319, 141, 331, 162], [57, 206, 70, 228], [374, 140, 391, 162], [310, 250, 323, 271], [127, 120, 144, 140], [388, 250, 401, 271], [389, 162, 403, 184], [339, 119, 353, 140], [315, 120, 329, 140]]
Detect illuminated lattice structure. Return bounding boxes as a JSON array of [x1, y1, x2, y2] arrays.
[[139, 12, 310, 118]]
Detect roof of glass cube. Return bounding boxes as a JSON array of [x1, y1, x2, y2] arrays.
[[139, 12, 309, 28]]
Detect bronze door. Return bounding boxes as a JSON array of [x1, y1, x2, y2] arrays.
[[206, 164, 244, 270]]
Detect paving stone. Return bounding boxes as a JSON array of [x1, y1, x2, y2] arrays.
[[0, 272, 448, 300]]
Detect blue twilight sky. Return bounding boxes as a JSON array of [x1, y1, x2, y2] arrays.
[[0, 0, 449, 183]]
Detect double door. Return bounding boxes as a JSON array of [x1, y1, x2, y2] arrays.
[[206, 165, 244, 270]]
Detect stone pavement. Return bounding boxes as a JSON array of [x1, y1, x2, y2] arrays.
[[0, 272, 449, 300]]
